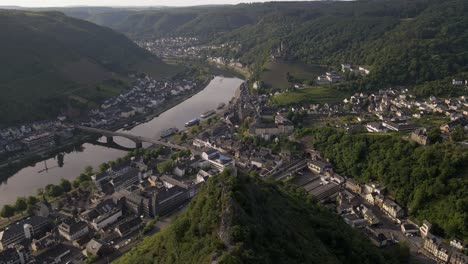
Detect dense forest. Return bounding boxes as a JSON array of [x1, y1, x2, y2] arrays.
[[298, 127, 468, 240], [66, 0, 468, 91], [0, 10, 175, 125], [115, 171, 409, 264]]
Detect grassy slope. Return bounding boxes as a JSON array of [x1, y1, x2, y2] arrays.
[[260, 60, 327, 89], [0, 10, 178, 124], [272, 87, 348, 106], [115, 172, 406, 264]]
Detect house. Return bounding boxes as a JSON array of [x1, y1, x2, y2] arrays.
[[341, 63, 353, 72], [110, 167, 140, 192], [32, 200, 51, 217], [362, 207, 380, 225], [115, 188, 155, 218], [450, 251, 468, 264], [425, 235, 451, 263], [342, 213, 367, 228], [0, 216, 51, 250], [0, 245, 31, 264], [358, 66, 370, 75], [21, 132, 55, 150], [81, 200, 122, 230], [410, 128, 430, 145], [382, 121, 419, 132], [31, 232, 61, 255], [401, 223, 419, 235], [86, 239, 107, 256], [173, 166, 186, 177], [154, 186, 191, 216], [115, 217, 142, 238], [307, 160, 332, 174], [120, 107, 136, 118], [381, 198, 404, 219], [202, 150, 234, 172], [345, 178, 362, 194], [58, 219, 89, 241], [363, 182, 386, 195], [452, 79, 464, 86], [450, 239, 466, 252], [420, 220, 432, 239], [365, 227, 387, 247], [365, 122, 386, 133], [440, 117, 468, 133], [365, 192, 378, 205]]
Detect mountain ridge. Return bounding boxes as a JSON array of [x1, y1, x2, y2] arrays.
[[0, 9, 176, 124], [114, 171, 409, 264]]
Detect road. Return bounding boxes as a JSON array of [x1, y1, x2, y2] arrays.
[[92, 205, 186, 264], [353, 195, 436, 264]]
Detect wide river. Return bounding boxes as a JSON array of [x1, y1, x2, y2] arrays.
[[0, 76, 243, 206]]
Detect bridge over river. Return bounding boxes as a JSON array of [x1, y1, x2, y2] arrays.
[[74, 125, 189, 151]]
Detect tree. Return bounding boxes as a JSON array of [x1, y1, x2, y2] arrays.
[[428, 127, 441, 143], [157, 160, 175, 174], [59, 179, 72, 193], [84, 165, 93, 175], [0, 205, 15, 219], [46, 185, 64, 198], [99, 163, 110, 173], [26, 196, 38, 205], [36, 188, 44, 196], [181, 132, 188, 142], [451, 125, 465, 142], [14, 197, 28, 212]]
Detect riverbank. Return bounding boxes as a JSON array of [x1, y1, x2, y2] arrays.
[[0, 76, 244, 207], [0, 75, 214, 179]]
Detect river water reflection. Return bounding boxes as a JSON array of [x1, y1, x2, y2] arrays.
[[0, 76, 243, 206]]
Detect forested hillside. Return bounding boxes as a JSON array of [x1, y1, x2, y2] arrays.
[[0, 10, 175, 124], [115, 171, 409, 264], [68, 0, 468, 90], [298, 127, 468, 240]]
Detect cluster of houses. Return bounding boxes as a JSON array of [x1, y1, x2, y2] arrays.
[[207, 57, 244, 70], [0, 140, 241, 263], [341, 63, 371, 76], [85, 75, 199, 128], [340, 88, 468, 140], [0, 74, 201, 163], [136, 37, 235, 60], [0, 120, 74, 157], [317, 71, 344, 84], [135, 37, 201, 58], [420, 221, 467, 264]]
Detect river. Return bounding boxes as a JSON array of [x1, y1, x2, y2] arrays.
[[0, 76, 243, 206]]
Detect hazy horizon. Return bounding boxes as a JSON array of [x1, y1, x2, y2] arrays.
[[0, 0, 316, 8]]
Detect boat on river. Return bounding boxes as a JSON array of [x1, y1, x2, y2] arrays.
[[217, 102, 226, 109], [160, 127, 179, 138], [185, 118, 200, 127], [201, 110, 215, 118]]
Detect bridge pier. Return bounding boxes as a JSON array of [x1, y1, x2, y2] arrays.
[[106, 136, 114, 144], [135, 142, 143, 149]]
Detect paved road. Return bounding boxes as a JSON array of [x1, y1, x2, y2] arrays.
[[353, 195, 436, 264]]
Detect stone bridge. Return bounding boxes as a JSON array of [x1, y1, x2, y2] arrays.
[[74, 125, 188, 151]]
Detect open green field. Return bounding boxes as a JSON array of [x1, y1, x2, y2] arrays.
[[260, 60, 328, 89], [271, 86, 348, 106]]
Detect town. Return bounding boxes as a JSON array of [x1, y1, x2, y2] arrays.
[[0, 71, 467, 263], [0, 73, 207, 168]]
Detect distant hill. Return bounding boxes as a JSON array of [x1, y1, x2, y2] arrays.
[[115, 171, 408, 264], [0, 10, 177, 124], [66, 0, 468, 91]]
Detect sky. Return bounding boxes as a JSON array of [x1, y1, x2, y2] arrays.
[[0, 0, 306, 7]]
